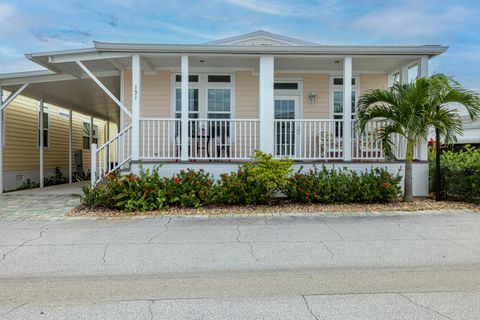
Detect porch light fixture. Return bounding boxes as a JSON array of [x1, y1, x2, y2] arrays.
[[309, 91, 317, 104]]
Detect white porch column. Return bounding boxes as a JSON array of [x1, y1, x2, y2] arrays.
[[119, 69, 125, 164], [90, 116, 94, 145], [131, 54, 141, 161], [0, 86, 3, 194], [180, 55, 189, 161], [400, 66, 409, 83], [39, 97, 44, 188], [68, 107, 72, 184], [259, 55, 275, 154], [342, 56, 352, 161], [418, 56, 429, 161]]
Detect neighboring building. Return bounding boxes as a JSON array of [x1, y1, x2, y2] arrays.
[[0, 30, 448, 195], [0, 91, 117, 191], [457, 115, 480, 148]]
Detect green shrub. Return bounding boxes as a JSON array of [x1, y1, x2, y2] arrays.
[[165, 168, 215, 208], [242, 150, 293, 203], [284, 166, 402, 203], [213, 151, 294, 205], [44, 167, 69, 187], [81, 183, 107, 209], [430, 145, 480, 202], [105, 166, 168, 212]]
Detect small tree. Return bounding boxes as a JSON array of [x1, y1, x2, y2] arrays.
[[356, 76, 480, 202]]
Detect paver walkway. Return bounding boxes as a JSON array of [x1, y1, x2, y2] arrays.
[[0, 194, 80, 220]]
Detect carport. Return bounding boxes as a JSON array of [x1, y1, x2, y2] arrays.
[[0, 69, 121, 193]]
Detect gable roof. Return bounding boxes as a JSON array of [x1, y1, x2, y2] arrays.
[[205, 30, 317, 46]]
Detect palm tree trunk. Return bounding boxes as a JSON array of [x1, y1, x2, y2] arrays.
[[403, 140, 414, 202]]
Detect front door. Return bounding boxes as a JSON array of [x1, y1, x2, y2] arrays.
[[274, 96, 299, 156]]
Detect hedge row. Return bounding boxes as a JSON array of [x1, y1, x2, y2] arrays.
[[82, 151, 402, 211]]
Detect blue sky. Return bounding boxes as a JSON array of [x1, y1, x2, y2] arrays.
[[1, 0, 479, 90]]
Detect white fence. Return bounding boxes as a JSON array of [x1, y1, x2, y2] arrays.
[[139, 118, 181, 160], [352, 120, 419, 161], [92, 118, 423, 185], [92, 124, 132, 186], [187, 119, 259, 160], [273, 119, 344, 160]]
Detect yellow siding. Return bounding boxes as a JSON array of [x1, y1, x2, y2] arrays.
[[236, 71, 259, 118], [120, 71, 387, 121], [360, 74, 388, 94], [3, 92, 115, 175], [123, 70, 170, 120]]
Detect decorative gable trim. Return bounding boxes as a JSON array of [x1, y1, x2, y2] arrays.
[[206, 30, 317, 46]]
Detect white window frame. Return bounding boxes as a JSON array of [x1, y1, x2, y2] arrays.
[[82, 121, 98, 150], [37, 104, 50, 148], [329, 76, 359, 119], [172, 73, 201, 119], [273, 78, 303, 119], [170, 72, 235, 119]]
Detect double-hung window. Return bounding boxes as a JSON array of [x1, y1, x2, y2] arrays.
[[207, 75, 232, 120], [331, 77, 358, 136], [83, 122, 98, 150], [174, 75, 199, 119], [173, 73, 234, 138], [37, 105, 49, 148]]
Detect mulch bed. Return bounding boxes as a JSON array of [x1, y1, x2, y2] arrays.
[[67, 199, 480, 218]]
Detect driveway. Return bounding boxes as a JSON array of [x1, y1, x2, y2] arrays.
[[1, 211, 480, 319]]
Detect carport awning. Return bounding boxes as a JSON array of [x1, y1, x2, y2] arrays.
[[0, 70, 120, 123]]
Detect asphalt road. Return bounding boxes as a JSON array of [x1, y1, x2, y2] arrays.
[[1, 212, 480, 319]]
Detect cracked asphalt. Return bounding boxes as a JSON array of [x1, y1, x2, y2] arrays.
[[1, 210, 480, 319]]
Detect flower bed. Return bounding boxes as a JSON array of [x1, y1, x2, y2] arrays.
[[81, 151, 403, 212]]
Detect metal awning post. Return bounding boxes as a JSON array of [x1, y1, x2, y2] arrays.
[[39, 96, 44, 188], [68, 107, 73, 184], [0, 86, 3, 194]]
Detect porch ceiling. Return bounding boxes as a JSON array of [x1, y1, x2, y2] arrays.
[[0, 71, 120, 122], [27, 54, 426, 76]]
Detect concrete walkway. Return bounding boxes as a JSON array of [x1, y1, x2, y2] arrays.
[[0, 211, 480, 319]]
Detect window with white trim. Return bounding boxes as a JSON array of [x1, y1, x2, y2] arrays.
[[331, 77, 358, 136], [37, 105, 49, 148], [174, 75, 199, 119], [207, 75, 232, 122], [82, 122, 98, 150], [172, 73, 233, 119]]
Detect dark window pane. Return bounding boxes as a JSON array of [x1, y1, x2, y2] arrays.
[[175, 75, 199, 82], [207, 113, 230, 119], [333, 78, 355, 85], [274, 83, 298, 90], [38, 130, 49, 148], [83, 136, 90, 150], [208, 75, 231, 83]]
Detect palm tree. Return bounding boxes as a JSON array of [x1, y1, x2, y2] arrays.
[[356, 75, 480, 202]]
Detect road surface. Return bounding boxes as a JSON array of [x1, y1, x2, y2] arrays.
[[1, 211, 480, 319]]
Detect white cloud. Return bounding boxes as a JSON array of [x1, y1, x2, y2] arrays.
[[224, 0, 290, 15], [222, 0, 343, 17], [352, 4, 469, 39]]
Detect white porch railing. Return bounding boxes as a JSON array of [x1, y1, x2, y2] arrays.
[[187, 119, 259, 160], [273, 119, 343, 160], [140, 118, 181, 160], [92, 124, 132, 186], [352, 120, 419, 161]]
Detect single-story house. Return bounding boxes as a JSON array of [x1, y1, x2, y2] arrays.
[[0, 30, 448, 196]]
